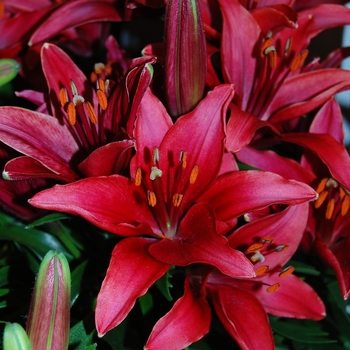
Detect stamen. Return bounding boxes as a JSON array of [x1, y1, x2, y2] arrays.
[[70, 79, 79, 96], [98, 78, 105, 92], [189, 164, 199, 184], [275, 245, 289, 252], [290, 54, 301, 72], [261, 236, 274, 244], [326, 198, 335, 220], [97, 89, 108, 110], [314, 190, 328, 208], [180, 150, 187, 169], [172, 193, 183, 207], [85, 102, 98, 124], [150, 166, 163, 180], [326, 178, 338, 188], [59, 88, 69, 107], [339, 187, 346, 200], [250, 251, 265, 263], [341, 195, 350, 216], [67, 102, 76, 126], [246, 243, 264, 253], [255, 265, 269, 276], [279, 266, 295, 278], [90, 71, 98, 84], [153, 147, 160, 164], [147, 191, 157, 207], [315, 178, 328, 194], [94, 62, 105, 75], [260, 37, 274, 57], [105, 64, 113, 76], [284, 37, 292, 57], [135, 167, 142, 186], [266, 49, 277, 69], [73, 94, 85, 105], [266, 283, 280, 293], [299, 49, 309, 66]]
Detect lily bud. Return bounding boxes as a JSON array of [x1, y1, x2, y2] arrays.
[[3, 323, 32, 350], [26, 250, 71, 350], [0, 59, 20, 87], [164, 0, 207, 118]]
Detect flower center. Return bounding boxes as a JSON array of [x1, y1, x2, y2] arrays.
[[314, 177, 350, 220], [134, 147, 199, 238]]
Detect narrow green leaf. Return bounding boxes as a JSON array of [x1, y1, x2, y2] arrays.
[[69, 320, 95, 350], [26, 213, 71, 228], [139, 292, 153, 316], [70, 260, 88, 307], [155, 267, 173, 301], [290, 260, 321, 276]]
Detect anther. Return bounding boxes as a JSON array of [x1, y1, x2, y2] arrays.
[[314, 191, 328, 209], [299, 49, 309, 66], [341, 195, 350, 216], [97, 78, 105, 92], [135, 167, 142, 186], [284, 37, 292, 57], [246, 243, 264, 253], [265, 48, 277, 69], [255, 265, 269, 276], [261, 236, 274, 244], [275, 245, 288, 252], [189, 164, 199, 184], [59, 88, 69, 107], [70, 79, 79, 96], [180, 151, 187, 169], [67, 102, 76, 126], [153, 147, 160, 164], [339, 187, 346, 200], [325, 198, 335, 220], [172, 193, 183, 207], [250, 251, 265, 263], [97, 89, 108, 110], [266, 283, 280, 293], [290, 54, 301, 72], [85, 102, 98, 124], [147, 191, 157, 207], [315, 178, 327, 194], [90, 71, 98, 84], [150, 166, 163, 180], [260, 37, 274, 57], [279, 266, 295, 278]]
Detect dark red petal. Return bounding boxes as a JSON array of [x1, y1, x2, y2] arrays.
[[96, 238, 170, 336], [145, 276, 211, 350]]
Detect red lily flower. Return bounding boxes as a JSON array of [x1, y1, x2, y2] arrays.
[[0, 42, 154, 182], [29, 84, 317, 335], [236, 98, 350, 299], [145, 203, 326, 350]]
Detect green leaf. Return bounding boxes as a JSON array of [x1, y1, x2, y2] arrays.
[[290, 260, 321, 276], [155, 267, 173, 301], [70, 260, 88, 307], [139, 292, 153, 316], [0, 266, 10, 287], [69, 320, 95, 350], [0, 59, 20, 87], [26, 213, 71, 228]]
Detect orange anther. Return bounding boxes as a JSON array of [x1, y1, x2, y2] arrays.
[[266, 283, 280, 293], [315, 178, 328, 194], [97, 89, 108, 110], [299, 49, 309, 66], [326, 198, 335, 220], [147, 191, 157, 207], [314, 190, 328, 209], [90, 71, 98, 84], [189, 164, 199, 184], [85, 102, 98, 124], [59, 88, 69, 107], [135, 167, 142, 186], [105, 63, 113, 76], [341, 195, 350, 216], [262, 236, 274, 244], [290, 54, 301, 72], [260, 37, 274, 57], [98, 78, 105, 92], [247, 243, 264, 253], [172, 193, 184, 207], [255, 265, 269, 276], [339, 187, 346, 200], [0, 2, 4, 18], [180, 150, 187, 169], [67, 102, 76, 126], [279, 266, 295, 278], [268, 50, 277, 69], [275, 245, 289, 252]]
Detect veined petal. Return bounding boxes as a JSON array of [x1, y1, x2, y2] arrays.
[[145, 276, 211, 350], [209, 286, 274, 350], [149, 203, 255, 278], [29, 175, 157, 236], [96, 238, 170, 336], [0, 106, 80, 181], [198, 171, 317, 225]]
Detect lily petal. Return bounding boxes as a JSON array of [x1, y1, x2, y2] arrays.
[[96, 237, 170, 336]]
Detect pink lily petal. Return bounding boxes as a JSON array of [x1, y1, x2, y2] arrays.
[[145, 276, 211, 350], [229, 203, 310, 268], [226, 104, 279, 153], [315, 237, 350, 299], [149, 203, 255, 278], [209, 286, 274, 350], [78, 140, 134, 177], [29, 0, 122, 46], [254, 273, 326, 320], [198, 171, 317, 225], [96, 237, 170, 336], [218, 0, 260, 109], [280, 132, 350, 190], [266, 69, 350, 123], [0, 106, 80, 182], [29, 175, 157, 236]]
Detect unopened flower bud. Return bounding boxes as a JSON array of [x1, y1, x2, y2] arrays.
[[26, 250, 71, 350], [164, 0, 207, 118], [3, 322, 32, 350]]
